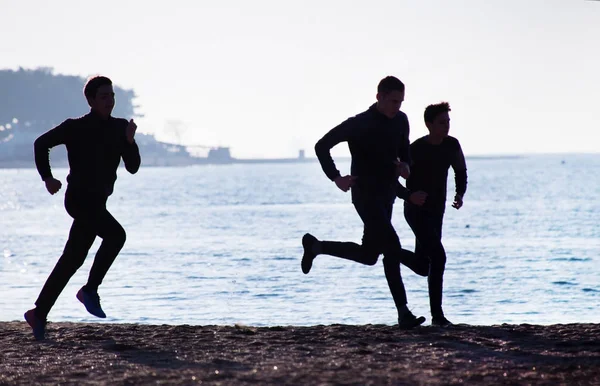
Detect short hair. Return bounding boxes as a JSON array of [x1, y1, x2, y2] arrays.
[[377, 76, 405, 95], [424, 102, 451, 123], [84, 76, 112, 101]]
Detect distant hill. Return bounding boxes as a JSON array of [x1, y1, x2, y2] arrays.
[[0, 67, 197, 167]]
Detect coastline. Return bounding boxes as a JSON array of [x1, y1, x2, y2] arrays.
[[0, 154, 533, 169], [2, 322, 598, 385]]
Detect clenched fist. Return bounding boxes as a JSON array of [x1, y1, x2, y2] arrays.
[[394, 159, 410, 179], [334, 175, 357, 192], [126, 119, 137, 144], [452, 195, 463, 209], [409, 191, 427, 206], [44, 177, 62, 195]]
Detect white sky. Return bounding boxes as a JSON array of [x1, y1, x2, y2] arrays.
[[2, 0, 599, 158]]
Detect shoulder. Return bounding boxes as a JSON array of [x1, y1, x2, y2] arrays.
[[74, 112, 93, 122], [396, 110, 409, 122], [68, 115, 88, 124], [445, 136, 462, 149], [55, 117, 79, 130], [111, 117, 129, 129], [67, 113, 92, 127], [393, 111, 410, 132], [111, 117, 129, 125], [341, 108, 371, 130], [411, 136, 428, 147], [391, 111, 409, 125], [351, 108, 372, 122]]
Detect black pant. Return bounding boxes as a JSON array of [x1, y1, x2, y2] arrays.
[[35, 188, 126, 319], [319, 189, 426, 313], [404, 203, 445, 318]]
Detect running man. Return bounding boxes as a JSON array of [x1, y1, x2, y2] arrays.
[[25, 76, 141, 340], [301, 76, 429, 329], [404, 101, 467, 327]]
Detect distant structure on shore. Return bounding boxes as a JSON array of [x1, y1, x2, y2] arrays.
[[0, 67, 316, 168], [0, 121, 313, 168], [189, 145, 313, 165]]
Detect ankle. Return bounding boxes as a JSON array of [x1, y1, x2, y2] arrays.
[[82, 285, 98, 293], [311, 240, 322, 255], [33, 307, 48, 321], [432, 311, 445, 319], [398, 305, 410, 319]]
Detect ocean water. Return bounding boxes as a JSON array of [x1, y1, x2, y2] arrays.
[[1, 154, 598, 326]]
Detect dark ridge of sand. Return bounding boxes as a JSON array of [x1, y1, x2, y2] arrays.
[[1, 322, 598, 385]]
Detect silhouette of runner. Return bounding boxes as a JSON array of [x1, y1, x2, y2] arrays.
[[25, 76, 141, 340], [404, 102, 467, 327], [301, 76, 429, 329]]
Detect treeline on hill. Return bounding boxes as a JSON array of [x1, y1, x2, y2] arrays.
[[0, 67, 194, 167], [0, 67, 137, 130]]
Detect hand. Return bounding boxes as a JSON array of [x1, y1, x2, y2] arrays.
[[452, 195, 463, 209], [126, 119, 137, 144], [44, 177, 62, 195], [334, 175, 357, 192], [409, 191, 427, 206], [394, 159, 410, 179]]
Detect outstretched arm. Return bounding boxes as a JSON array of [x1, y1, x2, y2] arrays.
[[122, 119, 141, 174]]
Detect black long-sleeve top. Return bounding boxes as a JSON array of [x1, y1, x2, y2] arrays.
[[34, 111, 141, 197], [406, 135, 467, 212], [315, 104, 412, 199]]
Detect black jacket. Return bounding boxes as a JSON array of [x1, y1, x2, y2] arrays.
[[34, 111, 141, 197], [315, 104, 411, 199], [406, 135, 467, 212]]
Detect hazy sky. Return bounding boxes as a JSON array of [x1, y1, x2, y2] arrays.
[[2, 0, 599, 158]]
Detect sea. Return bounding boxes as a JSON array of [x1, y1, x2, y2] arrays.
[[1, 154, 598, 327]]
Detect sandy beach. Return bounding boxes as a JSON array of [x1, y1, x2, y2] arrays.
[[1, 322, 598, 385]]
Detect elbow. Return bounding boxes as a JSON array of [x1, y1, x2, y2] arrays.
[[126, 161, 141, 174], [128, 165, 140, 174], [124, 150, 141, 174], [33, 137, 44, 153], [314, 139, 326, 158]]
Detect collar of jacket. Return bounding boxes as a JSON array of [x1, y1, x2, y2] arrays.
[[88, 109, 112, 122], [368, 103, 397, 122]]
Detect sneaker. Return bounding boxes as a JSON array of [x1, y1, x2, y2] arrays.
[[76, 288, 107, 318], [24, 309, 46, 340], [301, 233, 318, 274], [432, 315, 453, 327], [398, 310, 426, 330]]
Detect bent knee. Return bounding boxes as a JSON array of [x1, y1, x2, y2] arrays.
[[359, 247, 380, 266], [429, 248, 446, 265], [430, 257, 446, 271], [107, 226, 126, 247], [363, 255, 379, 266], [116, 227, 127, 246]]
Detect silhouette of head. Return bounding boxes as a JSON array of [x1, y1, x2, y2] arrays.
[[376, 76, 405, 118], [84, 76, 115, 118], [424, 102, 451, 139]]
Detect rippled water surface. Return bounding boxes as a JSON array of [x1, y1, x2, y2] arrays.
[[1, 154, 598, 326]]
